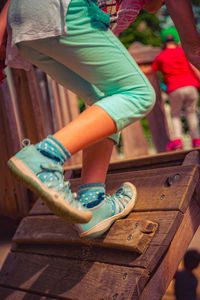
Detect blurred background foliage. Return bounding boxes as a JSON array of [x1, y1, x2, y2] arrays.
[[119, 10, 162, 49], [119, 1, 200, 50]]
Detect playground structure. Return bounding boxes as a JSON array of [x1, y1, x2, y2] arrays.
[[0, 42, 169, 219], [0, 149, 200, 299], [1, 43, 200, 299]]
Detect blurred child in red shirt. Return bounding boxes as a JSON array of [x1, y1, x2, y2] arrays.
[[152, 27, 200, 151]]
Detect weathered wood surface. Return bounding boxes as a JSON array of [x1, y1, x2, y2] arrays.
[[140, 196, 200, 300], [68, 149, 197, 178], [129, 42, 170, 153], [1, 150, 200, 299], [146, 71, 170, 152], [0, 287, 58, 300], [0, 71, 29, 218], [13, 215, 158, 253], [121, 121, 149, 158], [0, 252, 149, 300], [12, 210, 183, 273], [30, 164, 199, 215], [11, 68, 46, 144]]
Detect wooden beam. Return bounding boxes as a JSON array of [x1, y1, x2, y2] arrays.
[[30, 164, 199, 215], [145, 71, 170, 152], [0, 251, 149, 299], [0, 287, 58, 300], [121, 121, 149, 158], [67, 149, 199, 178], [13, 210, 183, 274], [0, 74, 29, 218], [139, 195, 200, 300]]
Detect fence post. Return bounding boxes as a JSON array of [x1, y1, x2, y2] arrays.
[[129, 42, 170, 152]]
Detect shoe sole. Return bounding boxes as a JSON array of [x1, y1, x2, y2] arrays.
[[79, 182, 137, 238], [8, 157, 92, 224]]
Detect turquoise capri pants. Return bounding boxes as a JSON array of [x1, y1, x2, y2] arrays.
[[17, 0, 156, 144]]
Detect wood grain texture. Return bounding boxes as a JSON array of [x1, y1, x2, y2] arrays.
[[11, 68, 45, 143], [121, 121, 149, 158], [12, 215, 158, 253], [0, 252, 149, 300], [140, 197, 200, 300], [0, 71, 29, 218], [0, 287, 59, 300], [12, 210, 183, 273], [146, 71, 170, 152], [30, 165, 199, 215], [67, 149, 199, 178]]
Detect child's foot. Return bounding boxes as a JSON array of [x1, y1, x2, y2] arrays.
[[166, 139, 183, 151], [75, 182, 137, 238], [192, 138, 200, 148], [8, 140, 92, 223]]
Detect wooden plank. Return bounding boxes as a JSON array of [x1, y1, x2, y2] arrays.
[[182, 150, 200, 166], [46, 75, 59, 132], [34, 68, 54, 136], [0, 287, 59, 300], [51, 80, 63, 130], [106, 165, 198, 214], [0, 71, 29, 218], [67, 149, 199, 178], [30, 165, 199, 215], [139, 196, 200, 300], [57, 85, 71, 126], [11, 68, 45, 143], [0, 252, 149, 300], [146, 71, 170, 152], [12, 211, 183, 273], [12, 215, 158, 253], [121, 121, 149, 158]]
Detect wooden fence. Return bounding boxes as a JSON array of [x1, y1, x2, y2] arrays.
[[0, 43, 170, 219]]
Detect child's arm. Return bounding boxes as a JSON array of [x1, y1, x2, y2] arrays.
[[190, 64, 200, 82], [0, 0, 10, 60], [165, 0, 200, 70], [143, 0, 165, 14]]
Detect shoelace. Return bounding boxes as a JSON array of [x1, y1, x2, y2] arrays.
[[21, 139, 85, 209], [39, 164, 84, 209], [106, 186, 132, 213]]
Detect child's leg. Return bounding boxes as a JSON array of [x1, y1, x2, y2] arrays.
[[183, 86, 200, 140], [18, 17, 155, 153], [77, 138, 114, 209], [81, 138, 114, 185], [168, 89, 184, 139], [10, 0, 155, 232], [16, 44, 118, 209]]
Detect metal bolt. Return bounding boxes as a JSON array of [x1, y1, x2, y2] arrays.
[[166, 174, 181, 186], [160, 194, 165, 200], [127, 234, 132, 240], [123, 273, 128, 280]]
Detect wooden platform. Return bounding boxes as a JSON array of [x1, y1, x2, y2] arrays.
[[0, 150, 200, 299]]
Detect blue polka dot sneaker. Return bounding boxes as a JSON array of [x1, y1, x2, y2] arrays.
[[75, 182, 137, 238], [8, 139, 92, 223]]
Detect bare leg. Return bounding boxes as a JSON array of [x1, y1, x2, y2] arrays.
[[53, 105, 117, 155], [81, 138, 114, 185], [186, 112, 200, 139]]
